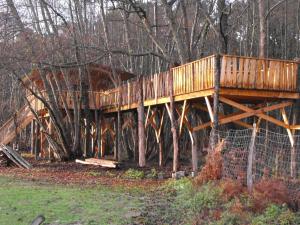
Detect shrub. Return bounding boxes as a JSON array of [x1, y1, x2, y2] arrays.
[[146, 168, 158, 179], [194, 141, 224, 186], [212, 211, 244, 225], [251, 179, 291, 212], [123, 169, 145, 179], [251, 204, 300, 225]]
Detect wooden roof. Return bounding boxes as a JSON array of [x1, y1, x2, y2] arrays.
[[23, 64, 135, 91]]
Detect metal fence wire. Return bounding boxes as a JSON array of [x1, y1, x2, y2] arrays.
[[213, 128, 300, 186]]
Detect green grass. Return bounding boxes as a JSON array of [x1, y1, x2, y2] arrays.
[[0, 176, 145, 225]]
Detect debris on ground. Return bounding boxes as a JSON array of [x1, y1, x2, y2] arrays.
[[0, 144, 31, 169], [75, 158, 119, 168]]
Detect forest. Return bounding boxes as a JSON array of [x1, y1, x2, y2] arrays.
[[0, 0, 300, 225]]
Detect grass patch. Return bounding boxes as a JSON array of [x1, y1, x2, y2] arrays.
[[123, 169, 145, 179], [0, 176, 145, 225]]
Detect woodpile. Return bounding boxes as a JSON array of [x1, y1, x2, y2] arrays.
[[0, 144, 32, 169], [76, 158, 119, 168], [0, 151, 9, 167]]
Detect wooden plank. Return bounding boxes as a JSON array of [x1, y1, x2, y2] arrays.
[[179, 100, 187, 134], [243, 59, 250, 88], [232, 56, 237, 87], [256, 59, 263, 89], [281, 108, 294, 146], [220, 56, 227, 87], [205, 96, 214, 122], [237, 57, 244, 88], [249, 59, 257, 89], [0, 145, 32, 169], [226, 56, 232, 87]]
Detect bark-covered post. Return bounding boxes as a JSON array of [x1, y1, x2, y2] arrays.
[[133, 111, 139, 163], [291, 62, 300, 178], [34, 122, 40, 160], [190, 108, 198, 173], [247, 123, 257, 192], [48, 118, 54, 160], [137, 77, 146, 167], [30, 120, 35, 155], [168, 70, 180, 172], [211, 54, 221, 150], [97, 112, 101, 158]]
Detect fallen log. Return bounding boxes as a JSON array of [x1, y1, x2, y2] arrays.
[[75, 158, 119, 168]]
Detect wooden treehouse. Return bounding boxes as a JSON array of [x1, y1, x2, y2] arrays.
[[0, 55, 299, 171]]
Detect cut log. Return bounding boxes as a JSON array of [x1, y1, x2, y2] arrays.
[[75, 158, 119, 168], [0, 144, 32, 169]]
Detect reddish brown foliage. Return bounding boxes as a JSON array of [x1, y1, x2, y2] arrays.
[[194, 141, 224, 186], [220, 179, 246, 201], [251, 178, 291, 212]]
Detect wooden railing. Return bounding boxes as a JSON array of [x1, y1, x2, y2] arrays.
[[98, 55, 216, 109], [172, 55, 215, 94], [27, 55, 300, 111], [221, 55, 298, 91]]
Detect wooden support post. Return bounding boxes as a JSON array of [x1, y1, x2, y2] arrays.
[[40, 120, 44, 159], [30, 120, 35, 155], [133, 111, 139, 163], [48, 118, 54, 160], [137, 77, 146, 167], [158, 109, 165, 167], [34, 122, 40, 160], [281, 108, 296, 178], [167, 70, 180, 172], [247, 123, 257, 192], [211, 54, 221, 149], [190, 107, 198, 174], [113, 117, 118, 160], [83, 119, 87, 157], [191, 132, 198, 174], [97, 115, 101, 158]]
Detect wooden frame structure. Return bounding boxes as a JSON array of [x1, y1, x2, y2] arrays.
[[0, 54, 299, 172]]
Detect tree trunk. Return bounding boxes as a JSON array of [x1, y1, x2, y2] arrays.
[[258, 0, 266, 58], [137, 78, 146, 167], [168, 71, 179, 172]]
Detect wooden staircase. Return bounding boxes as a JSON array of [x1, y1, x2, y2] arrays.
[[0, 104, 34, 145]]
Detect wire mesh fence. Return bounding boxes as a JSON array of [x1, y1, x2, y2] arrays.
[[213, 128, 300, 188]]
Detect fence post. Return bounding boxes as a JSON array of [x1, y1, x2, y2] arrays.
[[247, 123, 257, 192]]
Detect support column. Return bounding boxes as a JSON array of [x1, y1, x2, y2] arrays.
[[34, 122, 40, 160], [30, 120, 35, 155], [137, 77, 146, 167], [133, 111, 139, 163], [166, 70, 179, 172], [48, 118, 54, 160], [211, 54, 221, 149], [97, 114, 101, 158], [113, 117, 118, 160]]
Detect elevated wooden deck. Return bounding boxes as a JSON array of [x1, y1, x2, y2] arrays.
[[96, 55, 299, 112], [30, 55, 299, 114]]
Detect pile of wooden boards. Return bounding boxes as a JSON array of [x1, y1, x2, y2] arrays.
[[0, 144, 32, 169], [76, 158, 119, 168], [0, 151, 9, 167]]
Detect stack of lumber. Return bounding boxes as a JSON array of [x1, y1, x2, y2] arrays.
[[0, 144, 32, 169], [76, 158, 119, 168], [0, 151, 9, 167]]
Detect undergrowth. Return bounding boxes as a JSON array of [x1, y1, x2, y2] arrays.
[[123, 168, 145, 179]]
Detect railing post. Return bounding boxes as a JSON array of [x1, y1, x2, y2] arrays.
[[211, 54, 221, 150]]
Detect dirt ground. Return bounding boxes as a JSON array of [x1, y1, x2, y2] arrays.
[[0, 156, 171, 188]]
